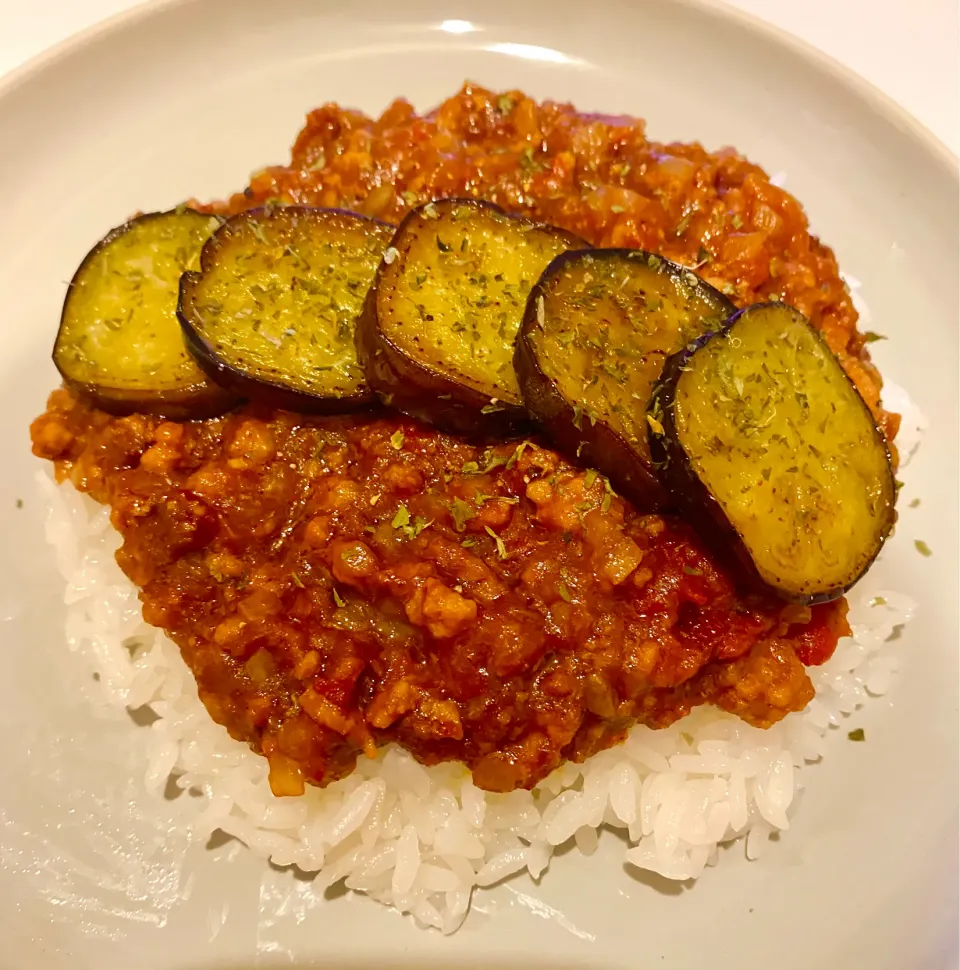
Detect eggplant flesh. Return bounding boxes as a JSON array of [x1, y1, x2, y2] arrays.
[[648, 302, 897, 604], [356, 198, 585, 437], [515, 248, 735, 509], [179, 205, 394, 412], [54, 208, 234, 419]]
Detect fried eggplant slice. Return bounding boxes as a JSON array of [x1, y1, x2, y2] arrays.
[[648, 302, 896, 604], [179, 205, 394, 412], [356, 198, 586, 437], [54, 208, 235, 419], [515, 249, 734, 509]]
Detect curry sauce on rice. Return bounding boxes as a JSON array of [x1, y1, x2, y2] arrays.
[[30, 86, 903, 916], [33, 392, 850, 795]]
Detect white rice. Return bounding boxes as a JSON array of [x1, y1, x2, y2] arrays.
[[38, 464, 916, 933]]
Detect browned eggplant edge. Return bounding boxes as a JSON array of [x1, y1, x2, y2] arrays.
[[515, 247, 736, 512], [646, 302, 897, 605], [354, 197, 586, 441], [55, 208, 239, 420], [178, 205, 392, 415]]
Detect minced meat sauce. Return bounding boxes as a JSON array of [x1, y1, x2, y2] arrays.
[[31, 84, 876, 796], [32, 395, 849, 794]]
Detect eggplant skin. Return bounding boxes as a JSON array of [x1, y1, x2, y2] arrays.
[[60, 379, 235, 421], [355, 198, 586, 440], [179, 205, 394, 414], [648, 302, 897, 605], [515, 248, 735, 510], [54, 209, 238, 420]]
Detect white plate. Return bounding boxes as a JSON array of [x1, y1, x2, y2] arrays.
[[0, 1, 956, 967]]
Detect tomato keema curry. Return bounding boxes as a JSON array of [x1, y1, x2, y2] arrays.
[[33, 392, 848, 795], [32, 84, 882, 796]]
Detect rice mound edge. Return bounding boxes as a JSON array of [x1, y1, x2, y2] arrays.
[[38, 468, 915, 934]]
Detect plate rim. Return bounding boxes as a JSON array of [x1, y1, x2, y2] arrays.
[[0, 0, 957, 175]]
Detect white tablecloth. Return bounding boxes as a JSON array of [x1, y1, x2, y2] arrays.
[[1, 0, 957, 152]]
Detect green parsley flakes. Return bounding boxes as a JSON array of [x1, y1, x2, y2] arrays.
[[450, 498, 474, 532], [484, 526, 508, 559]]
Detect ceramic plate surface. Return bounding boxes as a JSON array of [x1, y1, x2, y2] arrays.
[[0, 2, 956, 968]]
